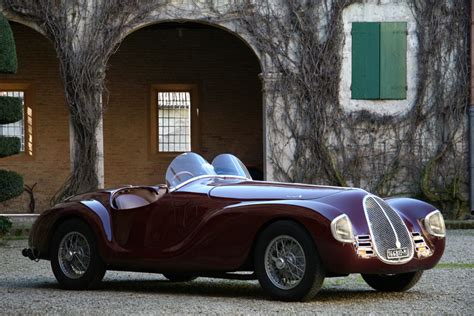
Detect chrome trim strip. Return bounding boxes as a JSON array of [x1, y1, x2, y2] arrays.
[[80, 200, 112, 242], [169, 175, 249, 192], [362, 195, 414, 265], [252, 179, 355, 191], [170, 175, 356, 193]]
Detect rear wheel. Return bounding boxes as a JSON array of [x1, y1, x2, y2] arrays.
[[163, 273, 197, 282], [254, 220, 325, 301], [361, 271, 423, 292], [51, 219, 105, 290]]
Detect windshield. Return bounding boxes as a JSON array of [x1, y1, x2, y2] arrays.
[[165, 152, 252, 188], [212, 154, 252, 179]]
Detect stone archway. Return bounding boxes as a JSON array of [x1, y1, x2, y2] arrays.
[[104, 21, 264, 186]]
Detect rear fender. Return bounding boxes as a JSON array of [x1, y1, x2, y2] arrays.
[[31, 200, 113, 260]]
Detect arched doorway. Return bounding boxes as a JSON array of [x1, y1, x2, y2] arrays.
[[104, 22, 263, 186]]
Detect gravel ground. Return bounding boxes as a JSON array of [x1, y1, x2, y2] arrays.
[[0, 230, 473, 315]]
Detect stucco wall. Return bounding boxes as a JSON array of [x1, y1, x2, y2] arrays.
[[340, 0, 417, 115]]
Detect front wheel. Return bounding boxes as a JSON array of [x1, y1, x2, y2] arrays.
[[51, 219, 105, 290], [361, 271, 423, 292], [254, 220, 325, 301]]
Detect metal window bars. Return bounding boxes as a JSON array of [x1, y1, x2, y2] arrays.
[[158, 91, 191, 152]]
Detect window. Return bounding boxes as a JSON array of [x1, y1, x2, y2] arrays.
[[0, 84, 34, 156], [351, 22, 407, 100], [150, 84, 199, 155], [158, 91, 191, 152]]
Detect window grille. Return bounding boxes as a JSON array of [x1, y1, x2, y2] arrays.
[[158, 91, 191, 152], [0, 91, 26, 151]]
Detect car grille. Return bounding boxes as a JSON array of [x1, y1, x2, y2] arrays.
[[363, 195, 414, 264]]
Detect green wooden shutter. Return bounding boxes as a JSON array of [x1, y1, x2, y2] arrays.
[[380, 22, 407, 99], [351, 22, 380, 99]]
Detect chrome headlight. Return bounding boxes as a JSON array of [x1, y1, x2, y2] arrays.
[[424, 210, 446, 238], [331, 214, 354, 243]]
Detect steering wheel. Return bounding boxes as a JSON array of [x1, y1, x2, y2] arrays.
[[171, 171, 194, 186]]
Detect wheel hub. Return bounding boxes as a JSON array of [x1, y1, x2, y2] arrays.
[[65, 250, 74, 261], [275, 257, 286, 269]]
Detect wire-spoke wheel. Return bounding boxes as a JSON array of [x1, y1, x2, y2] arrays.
[[264, 235, 306, 290], [58, 232, 91, 279], [51, 219, 105, 290], [255, 221, 325, 301]]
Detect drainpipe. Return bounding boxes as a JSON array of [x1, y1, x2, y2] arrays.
[[470, 108, 474, 215], [471, 0, 474, 214]]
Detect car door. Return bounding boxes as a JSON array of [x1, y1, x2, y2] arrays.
[[144, 190, 211, 250]]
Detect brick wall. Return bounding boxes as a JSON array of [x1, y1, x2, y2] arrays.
[[0, 22, 70, 213], [104, 24, 263, 186]]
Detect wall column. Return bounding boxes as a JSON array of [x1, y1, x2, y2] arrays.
[[259, 71, 283, 181], [96, 114, 105, 188]]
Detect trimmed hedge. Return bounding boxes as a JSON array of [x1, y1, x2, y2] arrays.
[[0, 216, 13, 236], [0, 136, 20, 157], [0, 12, 17, 74], [0, 170, 23, 202], [0, 96, 23, 124]]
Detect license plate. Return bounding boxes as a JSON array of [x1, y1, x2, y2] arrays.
[[387, 247, 409, 259]]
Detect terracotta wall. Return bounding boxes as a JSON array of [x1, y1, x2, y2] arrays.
[[104, 24, 263, 186], [0, 22, 70, 213]]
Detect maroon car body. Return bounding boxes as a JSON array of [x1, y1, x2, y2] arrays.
[[24, 152, 446, 301]]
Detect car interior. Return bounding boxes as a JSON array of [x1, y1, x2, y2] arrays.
[[112, 186, 167, 210]]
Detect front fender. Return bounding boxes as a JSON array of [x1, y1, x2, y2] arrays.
[[169, 199, 344, 271], [386, 197, 444, 247], [386, 197, 438, 219], [385, 197, 438, 232]]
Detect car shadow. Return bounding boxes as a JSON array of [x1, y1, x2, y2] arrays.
[[97, 278, 266, 299], [33, 278, 422, 302]]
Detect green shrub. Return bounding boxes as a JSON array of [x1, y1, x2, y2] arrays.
[[0, 96, 23, 124], [0, 136, 20, 157], [0, 12, 17, 74], [0, 170, 23, 202], [0, 216, 13, 236]]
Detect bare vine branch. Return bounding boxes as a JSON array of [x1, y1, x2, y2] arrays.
[[214, 0, 469, 218], [2, 0, 169, 203]]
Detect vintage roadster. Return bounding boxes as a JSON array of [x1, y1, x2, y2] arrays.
[[23, 152, 446, 301]]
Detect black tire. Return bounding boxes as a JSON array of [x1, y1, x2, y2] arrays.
[[361, 271, 423, 292], [50, 219, 106, 290], [163, 273, 197, 282], [254, 220, 325, 301]]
